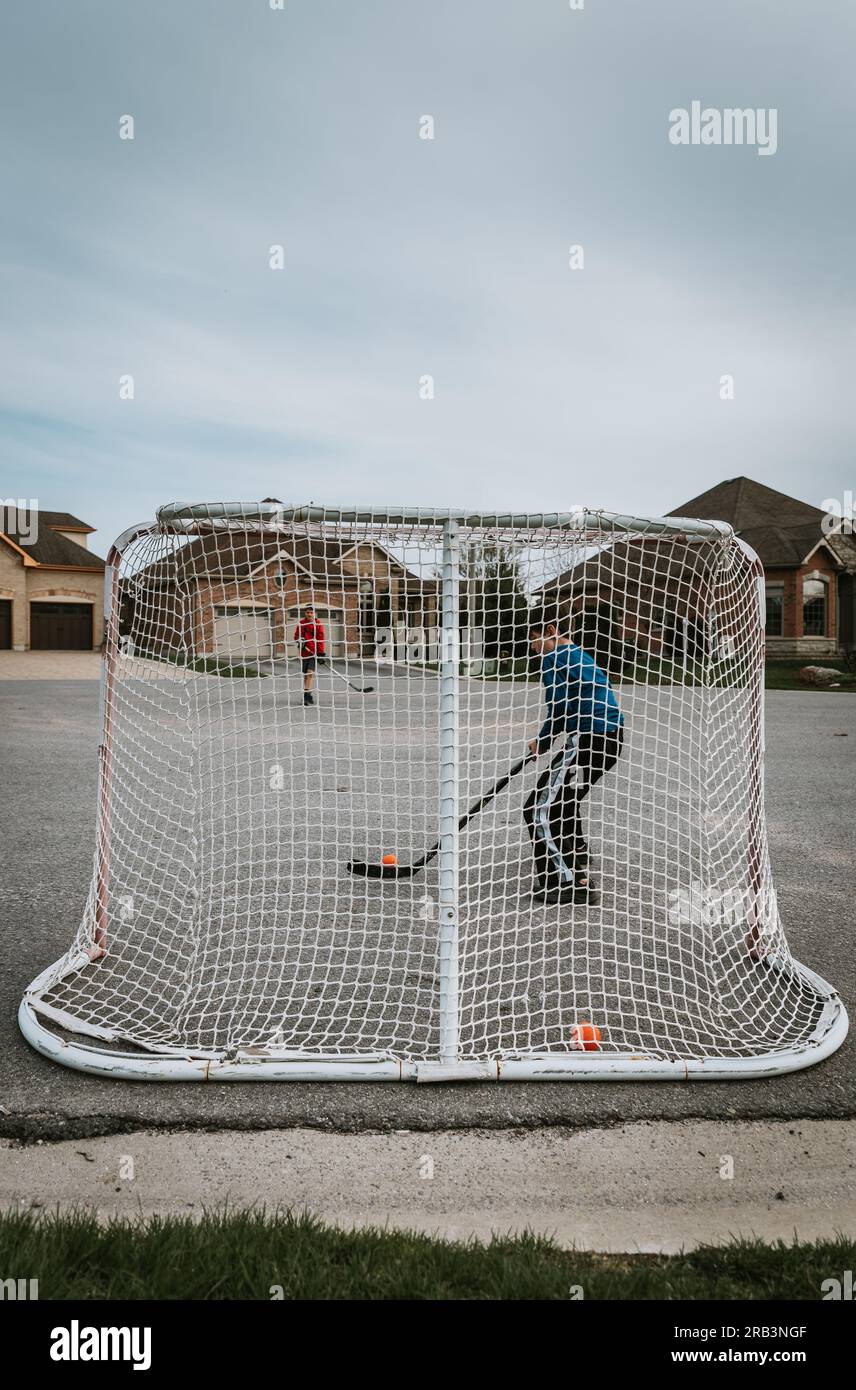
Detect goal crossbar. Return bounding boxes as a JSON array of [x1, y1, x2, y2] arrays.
[[156, 500, 732, 537]]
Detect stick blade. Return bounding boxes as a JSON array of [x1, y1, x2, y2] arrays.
[[346, 860, 413, 880]]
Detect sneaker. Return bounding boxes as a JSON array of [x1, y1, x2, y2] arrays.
[[571, 871, 598, 905], [303, 692, 314, 706], [533, 873, 598, 907]]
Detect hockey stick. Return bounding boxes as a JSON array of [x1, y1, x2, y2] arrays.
[[348, 752, 536, 879], [318, 657, 374, 694]]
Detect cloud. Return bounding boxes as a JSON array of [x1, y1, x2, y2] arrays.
[[1, 0, 854, 548]]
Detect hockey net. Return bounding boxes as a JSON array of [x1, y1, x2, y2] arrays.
[[20, 503, 846, 1079]]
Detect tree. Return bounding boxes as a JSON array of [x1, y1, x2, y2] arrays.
[[461, 540, 531, 660]]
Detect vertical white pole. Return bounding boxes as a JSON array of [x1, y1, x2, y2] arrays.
[[93, 551, 119, 959], [747, 552, 767, 958], [438, 518, 460, 1065]]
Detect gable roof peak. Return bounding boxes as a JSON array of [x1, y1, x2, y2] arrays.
[[668, 476, 841, 569]]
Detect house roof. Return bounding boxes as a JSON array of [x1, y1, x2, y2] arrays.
[[536, 534, 717, 620], [34, 510, 95, 533], [288, 536, 362, 582], [669, 476, 856, 569], [134, 528, 437, 591], [139, 531, 281, 582], [1, 509, 105, 570]]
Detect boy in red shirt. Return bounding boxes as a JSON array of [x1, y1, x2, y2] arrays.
[[293, 605, 325, 706]]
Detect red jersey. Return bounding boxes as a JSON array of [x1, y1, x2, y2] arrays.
[[294, 617, 325, 657]]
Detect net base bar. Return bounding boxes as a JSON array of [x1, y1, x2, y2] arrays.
[[19, 963, 846, 1083]]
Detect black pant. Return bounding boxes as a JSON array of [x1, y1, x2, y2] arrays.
[[523, 727, 624, 891]]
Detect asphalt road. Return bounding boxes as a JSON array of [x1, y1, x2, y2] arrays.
[[1, 679, 853, 1140]]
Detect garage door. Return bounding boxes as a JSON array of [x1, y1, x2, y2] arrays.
[[0, 600, 10, 650], [288, 607, 346, 659], [212, 607, 273, 660], [30, 602, 93, 650]]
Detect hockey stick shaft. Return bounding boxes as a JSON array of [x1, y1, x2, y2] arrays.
[[348, 752, 536, 878], [415, 754, 533, 868], [318, 657, 374, 693]]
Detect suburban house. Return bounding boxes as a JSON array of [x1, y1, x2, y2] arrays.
[[668, 478, 856, 659], [535, 478, 856, 673], [534, 528, 719, 676], [120, 524, 442, 664], [0, 508, 106, 650]]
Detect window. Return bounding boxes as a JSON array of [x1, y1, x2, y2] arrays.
[[376, 590, 392, 626], [802, 578, 827, 637], [765, 584, 784, 636]]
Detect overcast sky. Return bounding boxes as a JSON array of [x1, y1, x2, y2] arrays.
[[1, 0, 854, 554]]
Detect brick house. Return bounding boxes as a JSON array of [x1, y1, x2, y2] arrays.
[[0, 508, 106, 650], [669, 478, 856, 659], [121, 525, 440, 663], [534, 477, 856, 674], [534, 529, 720, 676]]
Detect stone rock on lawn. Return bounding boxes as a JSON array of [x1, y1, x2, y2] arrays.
[[799, 666, 842, 686]]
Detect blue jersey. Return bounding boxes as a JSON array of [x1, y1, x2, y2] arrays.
[[537, 642, 623, 750]]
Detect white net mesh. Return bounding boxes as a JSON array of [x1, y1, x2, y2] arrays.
[[22, 503, 846, 1078]]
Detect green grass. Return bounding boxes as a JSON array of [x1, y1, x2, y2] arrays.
[[1, 1208, 853, 1300], [483, 654, 856, 693], [155, 649, 267, 678]]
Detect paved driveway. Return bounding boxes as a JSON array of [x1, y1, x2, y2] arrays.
[[0, 651, 101, 679]]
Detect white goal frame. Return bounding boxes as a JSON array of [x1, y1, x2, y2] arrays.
[[19, 502, 848, 1081]]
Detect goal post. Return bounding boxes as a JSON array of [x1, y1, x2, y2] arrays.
[[19, 502, 847, 1080]]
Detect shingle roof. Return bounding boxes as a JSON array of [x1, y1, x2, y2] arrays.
[[32, 510, 94, 532], [166, 531, 288, 581], [537, 534, 716, 619], [668, 476, 856, 568], [138, 528, 437, 590], [1, 509, 105, 570]]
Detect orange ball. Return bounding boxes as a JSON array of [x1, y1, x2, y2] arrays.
[[570, 1021, 601, 1052], [382, 853, 398, 866]]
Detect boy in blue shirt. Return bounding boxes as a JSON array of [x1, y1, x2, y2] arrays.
[[524, 611, 624, 905]]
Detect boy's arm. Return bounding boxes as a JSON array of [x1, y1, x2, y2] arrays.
[[316, 621, 325, 656], [533, 649, 583, 752], [535, 710, 554, 754], [532, 662, 556, 753]]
